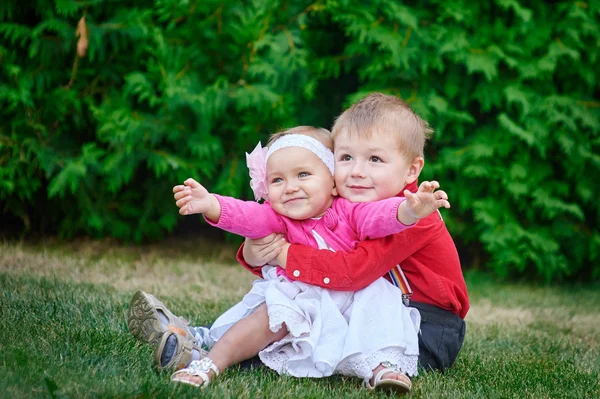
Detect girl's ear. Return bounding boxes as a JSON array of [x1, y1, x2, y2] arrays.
[[405, 157, 424, 185], [332, 184, 338, 197]]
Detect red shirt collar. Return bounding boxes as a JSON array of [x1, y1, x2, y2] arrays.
[[396, 180, 418, 197]]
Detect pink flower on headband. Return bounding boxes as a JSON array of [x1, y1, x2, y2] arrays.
[[246, 142, 269, 201]]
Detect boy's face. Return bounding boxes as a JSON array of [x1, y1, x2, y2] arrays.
[[333, 131, 421, 203], [267, 147, 337, 220]]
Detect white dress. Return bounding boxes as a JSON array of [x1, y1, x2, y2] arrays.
[[208, 234, 421, 381]]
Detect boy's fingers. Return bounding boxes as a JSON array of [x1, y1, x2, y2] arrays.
[[272, 237, 287, 251], [173, 185, 184, 193], [260, 236, 285, 250], [250, 233, 281, 246], [261, 246, 282, 263], [430, 180, 440, 189]]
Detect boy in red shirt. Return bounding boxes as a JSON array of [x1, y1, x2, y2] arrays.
[[239, 93, 469, 372]]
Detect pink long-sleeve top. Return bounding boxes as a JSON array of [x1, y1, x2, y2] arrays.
[[207, 195, 411, 252]]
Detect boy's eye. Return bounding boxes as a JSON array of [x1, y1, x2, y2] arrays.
[[298, 172, 310, 178], [369, 156, 383, 163], [339, 154, 352, 161], [271, 177, 283, 184]]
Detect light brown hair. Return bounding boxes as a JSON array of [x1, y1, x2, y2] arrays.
[[331, 93, 433, 158], [267, 126, 333, 151]]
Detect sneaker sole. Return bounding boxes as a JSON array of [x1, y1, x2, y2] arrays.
[[127, 290, 167, 346]]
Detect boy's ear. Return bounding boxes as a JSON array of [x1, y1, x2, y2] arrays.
[[332, 185, 338, 197], [405, 157, 424, 184]]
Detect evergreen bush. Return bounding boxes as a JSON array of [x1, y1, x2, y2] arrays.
[[1, 0, 598, 280]]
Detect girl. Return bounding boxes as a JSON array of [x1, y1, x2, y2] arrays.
[[169, 126, 450, 392]]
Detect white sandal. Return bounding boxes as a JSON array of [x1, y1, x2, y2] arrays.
[[171, 357, 220, 388], [365, 363, 412, 394]]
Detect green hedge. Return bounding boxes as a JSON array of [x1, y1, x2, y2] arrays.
[[1, 0, 599, 281]]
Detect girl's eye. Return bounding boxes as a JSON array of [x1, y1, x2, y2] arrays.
[[271, 177, 283, 184], [370, 156, 382, 163], [339, 154, 352, 161], [298, 172, 310, 178]]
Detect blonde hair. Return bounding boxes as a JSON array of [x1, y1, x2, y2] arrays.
[[331, 93, 433, 158], [267, 126, 333, 151]]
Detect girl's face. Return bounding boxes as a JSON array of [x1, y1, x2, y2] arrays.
[[266, 147, 337, 220]]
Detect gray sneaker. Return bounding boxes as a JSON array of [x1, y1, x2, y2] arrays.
[[127, 290, 197, 346]]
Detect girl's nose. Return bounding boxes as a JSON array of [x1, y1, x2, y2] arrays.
[[285, 181, 299, 193]]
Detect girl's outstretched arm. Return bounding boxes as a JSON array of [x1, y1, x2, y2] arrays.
[[173, 178, 222, 222], [206, 195, 287, 239]]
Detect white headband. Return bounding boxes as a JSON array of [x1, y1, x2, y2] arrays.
[[266, 134, 335, 175]]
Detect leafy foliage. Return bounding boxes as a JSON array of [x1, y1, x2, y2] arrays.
[[1, 0, 599, 281]]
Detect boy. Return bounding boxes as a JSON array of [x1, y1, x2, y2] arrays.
[[239, 93, 469, 372]]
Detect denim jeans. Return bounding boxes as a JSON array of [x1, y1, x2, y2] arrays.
[[410, 301, 466, 373]]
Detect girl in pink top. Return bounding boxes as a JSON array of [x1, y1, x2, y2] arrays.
[[170, 126, 450, 392]]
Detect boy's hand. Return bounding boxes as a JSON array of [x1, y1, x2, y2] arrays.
[[273, 242, 291, 269], [243, 234, 287, 267], [399, 181, 450, 225], [173, 178, 216, 216]]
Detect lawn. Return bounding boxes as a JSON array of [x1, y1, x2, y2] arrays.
[[1, 238, 599, 398]]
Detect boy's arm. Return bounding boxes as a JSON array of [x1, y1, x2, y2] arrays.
[[282, 213, 441, 290]]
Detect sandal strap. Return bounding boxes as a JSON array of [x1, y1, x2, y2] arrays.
[[187, 358, 220, 377], [172, 370, 211, 387], [171, 358, 219, 388], [372, 367, 396, 386], [365, 362, 410, 389], [363, 367, 396, 389]]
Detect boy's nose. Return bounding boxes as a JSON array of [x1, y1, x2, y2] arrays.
[[350, 163, 367, 178]]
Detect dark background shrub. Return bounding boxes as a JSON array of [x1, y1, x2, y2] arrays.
[[1, 0, 598, 281]]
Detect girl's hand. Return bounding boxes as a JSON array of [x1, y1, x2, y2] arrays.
[[401, 181, 450, 222], [173, 178, 213, 215], [243, 234, 288, 267]]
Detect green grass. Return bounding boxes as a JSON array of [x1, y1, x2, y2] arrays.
[[1, 240, 599, 398]]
